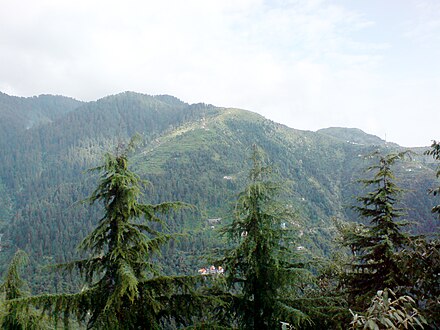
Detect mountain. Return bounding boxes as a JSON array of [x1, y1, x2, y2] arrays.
[[0, 91, 438, 291], [317, 127, 390, 146], [0, 92, 82, 140]]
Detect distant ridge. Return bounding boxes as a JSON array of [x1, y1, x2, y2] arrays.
[[317, 127, 388, 146], [0, 91, 437, 288]]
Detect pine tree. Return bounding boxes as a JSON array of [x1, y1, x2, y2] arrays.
[[15, 138, 212, 329], [219, 146, 309, 330], [424, 140, 440, 218], [403, 140, 440, 327], [344, 151, 411, 308], [0, 249, 43, 329]]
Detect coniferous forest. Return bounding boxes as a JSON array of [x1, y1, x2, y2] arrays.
[[0, 91, 439, 329]]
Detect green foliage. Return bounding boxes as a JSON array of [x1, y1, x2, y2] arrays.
[[343, 149, 440, 327], [0, 91, 437, 292], [1, 250, 29, 301], [399, 237, 440, 328], [317, 127, 388, 146], [349, 289, 427, 330], [424, 140, 440, 218], [344, 152, 412, 308], [0, 92, 439, 328], [219, 146, 310, 329], [0, 250, 44, 329], [13, 138, 214, 329]]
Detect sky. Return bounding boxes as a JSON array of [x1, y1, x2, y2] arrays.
[[0, 0, 439, 147]]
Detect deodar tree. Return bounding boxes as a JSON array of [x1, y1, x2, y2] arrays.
[[0, 250, 44, 329], [425, 140, 440, 218], [219, 146, 310, 330], [344, 151, 412, 309], [14, 137, 211, 329]]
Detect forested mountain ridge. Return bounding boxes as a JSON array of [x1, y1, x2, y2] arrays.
[[0, 92, 82, 140], [0, 91, 438, 293], [317, 127, 391, 146]]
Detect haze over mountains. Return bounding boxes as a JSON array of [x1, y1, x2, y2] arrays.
[[0, 91, 438, 288]]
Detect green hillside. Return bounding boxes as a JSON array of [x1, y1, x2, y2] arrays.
[[317, 127, 388, 146], [0, 91, 438, 293]]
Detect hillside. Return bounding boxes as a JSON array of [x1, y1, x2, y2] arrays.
[[0, 91, 438, 291], [0, 92, 82, 142], [317, 127, 388, 146]]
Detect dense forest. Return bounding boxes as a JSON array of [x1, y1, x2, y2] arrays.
[[0, 91, 438, 329]]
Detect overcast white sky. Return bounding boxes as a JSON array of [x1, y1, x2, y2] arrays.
[[1, 0, 439, 146]]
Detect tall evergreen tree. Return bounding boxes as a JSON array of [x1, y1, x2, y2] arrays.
[[219, 146, 309, 330], [0, 249, 43, 329], [15, 138, 212, 329], [344, 151, 411, 308], [405, 140, 440, 327], [425, 140, 440, 218]]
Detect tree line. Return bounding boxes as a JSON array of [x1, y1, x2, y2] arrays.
[[0, 139, 439, 329]]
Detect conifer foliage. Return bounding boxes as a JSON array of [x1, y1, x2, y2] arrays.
[[19, 138, 209, 329], [424, 140, 440, 217], [0, 250, 41, 329], [68, 138, 180, 327], [344, 151, 411, 308], [220, 146, 308, 330]]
